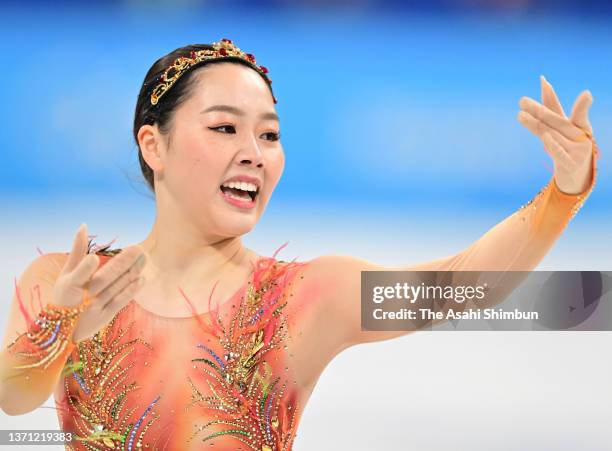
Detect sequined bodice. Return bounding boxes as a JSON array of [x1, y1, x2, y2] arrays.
[[54, 253, 305, 451]]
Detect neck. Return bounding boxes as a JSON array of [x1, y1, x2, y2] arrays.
[[136, 217, 256, 286]]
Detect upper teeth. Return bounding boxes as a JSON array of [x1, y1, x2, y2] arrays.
[[222, 181, 258, 192]]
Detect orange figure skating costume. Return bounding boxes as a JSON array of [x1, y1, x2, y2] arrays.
[[5, 143, 599, 451], [54, 247, 306, 451]]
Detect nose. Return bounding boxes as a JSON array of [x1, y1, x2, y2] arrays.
[[236, 133, 264, 169]]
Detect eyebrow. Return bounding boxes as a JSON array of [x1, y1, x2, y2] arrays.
[[200, 104, 279, 122]]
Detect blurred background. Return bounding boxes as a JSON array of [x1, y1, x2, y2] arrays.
[[0, 0, 610, 450]]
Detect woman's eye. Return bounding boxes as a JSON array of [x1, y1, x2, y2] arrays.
[[262, 132, 281, 142], [208, 125, 279, 141], [209, 125, 236, 134]]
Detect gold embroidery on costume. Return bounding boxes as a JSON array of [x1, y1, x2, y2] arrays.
[[186, 259, 302, 451], [55, 240, 302, 450], [61, 310, 160, 451]]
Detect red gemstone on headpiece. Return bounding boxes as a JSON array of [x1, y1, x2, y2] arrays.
[[246, 53, 255, 62], [219, 48, 228, 56], [260, 66, 269, 74], [190, 51, 196, 59]]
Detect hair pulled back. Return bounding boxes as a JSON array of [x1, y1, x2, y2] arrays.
[[133, 43, 274, 191]]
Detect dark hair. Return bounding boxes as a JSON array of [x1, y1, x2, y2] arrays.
[[133, 43, 275, 192]]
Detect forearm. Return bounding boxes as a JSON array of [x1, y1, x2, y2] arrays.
[[0, 304, 78, 415], [450, 155, 596, 272], [410, 155, 598, 323]]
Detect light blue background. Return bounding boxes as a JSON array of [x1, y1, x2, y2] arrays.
[[1, 3, 610, 450]]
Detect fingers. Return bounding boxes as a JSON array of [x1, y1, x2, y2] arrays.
[[540, 75, 566, 117], [570, 90, 594, 135], [541, 132, 574, 171], [69, 252, 100, 287], [517, 110, 591, 158], [86, 246, 146, 297], [63, 223, 88, 273], [99, 275, 145, 317], [94, 261, 144, 309], [519, 96, 586, 141]]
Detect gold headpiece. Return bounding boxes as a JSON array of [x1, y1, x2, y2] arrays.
[[150, 38, 274, 106]]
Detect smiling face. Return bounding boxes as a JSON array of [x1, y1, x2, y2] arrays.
[[140, 61, 284, 240]]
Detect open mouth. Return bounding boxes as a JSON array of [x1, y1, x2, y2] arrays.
[[219, 181, 260, 202]]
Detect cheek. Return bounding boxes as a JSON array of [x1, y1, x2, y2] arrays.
[[265, 150, 285, 197], [169, 142, 225, 197], [265, 150, 285, 190]]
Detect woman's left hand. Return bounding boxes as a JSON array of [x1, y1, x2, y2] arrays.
[[517, 76, 595, 195]]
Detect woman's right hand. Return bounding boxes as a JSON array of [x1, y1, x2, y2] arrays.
[[53, 223, 146, 342]]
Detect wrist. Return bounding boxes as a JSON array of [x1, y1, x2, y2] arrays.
[[7, 303, 81, 370]]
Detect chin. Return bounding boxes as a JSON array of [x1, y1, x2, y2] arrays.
[[213, 212, 259, 237], [207, 192, 269, 236]]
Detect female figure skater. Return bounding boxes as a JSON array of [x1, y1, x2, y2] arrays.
[[0, 39, 599, 450]]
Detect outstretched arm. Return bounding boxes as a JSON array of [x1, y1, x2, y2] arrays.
[[288, 78, 600, 387]]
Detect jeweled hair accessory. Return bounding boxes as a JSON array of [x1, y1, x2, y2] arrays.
[[150, 38, 274, 106]]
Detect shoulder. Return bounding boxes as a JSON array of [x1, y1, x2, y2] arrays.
[[304, 254, 384, 273], [21, 252, 69, 282], [14, 236, 123, 299], [26, 238, 123, 278], [278, 255, 384, 315], [1, 252, 69, 349], [287, 255, 384, 294]]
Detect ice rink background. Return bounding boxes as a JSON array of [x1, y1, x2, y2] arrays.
[[1, 1, 611, 450]]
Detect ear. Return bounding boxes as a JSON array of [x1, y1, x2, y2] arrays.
[[137, 124, 166, 172]]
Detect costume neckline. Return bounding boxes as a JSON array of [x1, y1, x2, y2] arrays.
[[128, 257, 260, 321]]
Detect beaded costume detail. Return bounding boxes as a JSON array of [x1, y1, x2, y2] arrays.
[[52, 243, 305, 451], [61, 319, 159, 450], [184, 258, 301, 450]]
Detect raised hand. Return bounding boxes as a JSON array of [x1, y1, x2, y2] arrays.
[[54, 223, 147, 342], [517, 76, 596, 195]]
